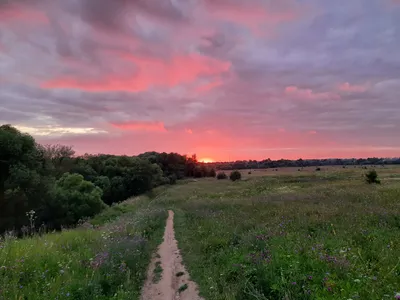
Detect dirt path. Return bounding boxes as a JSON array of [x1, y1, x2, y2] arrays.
[[141, 210, 204, 300]]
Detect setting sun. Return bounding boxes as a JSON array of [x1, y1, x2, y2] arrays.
[[199, 158, 214, 163]]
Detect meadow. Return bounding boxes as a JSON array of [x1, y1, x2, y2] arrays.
[[1, 166, 399, 299]]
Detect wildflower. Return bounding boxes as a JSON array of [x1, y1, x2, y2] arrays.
[[119, 262, 127, 272], [308, 275, 313, 280], [395, 293, 400, 299], [66, 293, 70, 297], [291, 282, 297, 285], [60, 269, 65, 274]]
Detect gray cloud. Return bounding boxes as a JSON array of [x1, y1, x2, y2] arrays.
[[0, 0, 400, 157]]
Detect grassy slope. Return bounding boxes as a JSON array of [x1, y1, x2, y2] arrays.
[[1, 167, 399, 299], [0, 190, 168, 300], [162, 167, 400, 300]]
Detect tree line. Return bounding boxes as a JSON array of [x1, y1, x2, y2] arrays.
[[0, 125, 215, 234], [209, 157, 400, 170]]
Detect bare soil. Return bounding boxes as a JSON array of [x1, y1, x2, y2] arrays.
[[141, 210, 204, 300]]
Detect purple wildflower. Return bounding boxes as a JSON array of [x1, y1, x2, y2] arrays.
[[90, 251, 109, 269], [248, 249, 272, 264]]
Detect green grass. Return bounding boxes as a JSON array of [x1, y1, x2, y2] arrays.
[[156, 168, 400, 300], [2, 168, 400, 299], [0, 194, 167, 300], [178, 283, 188, 293], [153, 261, 163, 283]]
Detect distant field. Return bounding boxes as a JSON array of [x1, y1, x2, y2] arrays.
[[1, 166, 400, 299], [226, 164, 400, 177], [164, 166, 400, 299]]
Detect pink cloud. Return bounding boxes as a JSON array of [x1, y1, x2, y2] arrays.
[[195, 80, 223, 93], [42, 53, 231, 92], [308, 130, 317, 135], [0, 4, 48, 24], [185, 129, 193, 134], [338, 82, 368, 93], [111, 121, 167, 132], [41, 77, 144, 93], [285, 86, 340, 101]]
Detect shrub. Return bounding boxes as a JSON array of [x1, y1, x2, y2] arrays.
[[248, 171, 252, 175], [230, 170, 242, 181], [217, 172, 228, 180], [316, 167, 321, 171], [365, 170, 381, 184], [208, 168, 217, 178], [50, 173, 106, 228], [193, 166, 204, 178], [160, 177, 170, 185], [168, 174, 177, 185]]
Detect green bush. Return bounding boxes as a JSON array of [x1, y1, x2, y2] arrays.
[[230, 170, 242, 181], [193, 166, 204, 178], [365, 170, 381, 184], [50, 173, 106, 227], [217, 172, 228, 180], [208, 168, 217, 178], [168, 174, 177, 185]]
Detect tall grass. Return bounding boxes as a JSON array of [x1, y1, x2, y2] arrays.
[[167, 169, 400, 299], [0, 195, 167, 299], [2, 169, 400, 299]]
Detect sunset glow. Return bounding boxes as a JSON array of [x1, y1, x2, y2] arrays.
[[1, 0, 400, 160], [199, 158, 215, 163]]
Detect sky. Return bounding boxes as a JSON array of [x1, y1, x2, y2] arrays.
[[1, 0, 400, 161]]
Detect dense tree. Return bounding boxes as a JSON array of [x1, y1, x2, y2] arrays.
[[0, 125, 52, 232], [0, 126, 187, 233], [48, 173, 105, 228]]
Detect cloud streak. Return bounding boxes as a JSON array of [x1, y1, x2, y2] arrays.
[[111, 121, 167, 132]]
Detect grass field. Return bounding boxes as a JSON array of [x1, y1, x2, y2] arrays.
[[1, 166, 400, 299], [0, 195, 167, 300]]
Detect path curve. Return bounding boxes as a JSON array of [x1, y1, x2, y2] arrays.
[[141, 210, 204, 300]]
